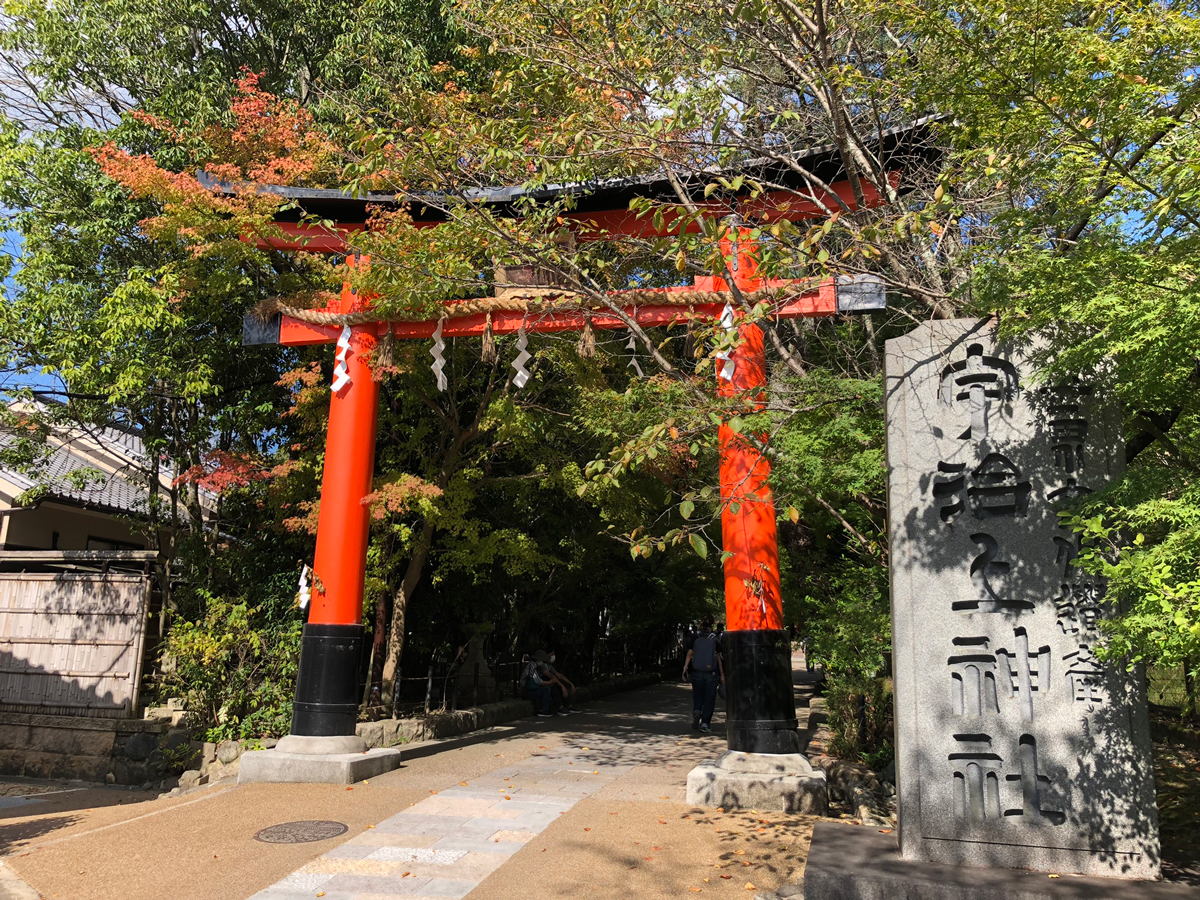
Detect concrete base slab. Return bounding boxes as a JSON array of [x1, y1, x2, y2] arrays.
[[686, 750, 827, 814], [802, 822, 1195, 900], [275, 733, 368, 755], [237, 747, 401, 785]]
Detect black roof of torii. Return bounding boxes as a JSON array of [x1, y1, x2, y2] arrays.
[[205, 115, 942, 226]]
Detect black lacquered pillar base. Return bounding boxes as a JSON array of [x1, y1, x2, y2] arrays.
[[290, 623, 364, 737], [724, 629, 801, 753]]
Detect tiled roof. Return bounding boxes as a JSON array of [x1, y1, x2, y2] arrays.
[[0, 430, 152, 517]]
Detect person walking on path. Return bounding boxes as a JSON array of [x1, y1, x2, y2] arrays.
[[683, 617, 724, 732]]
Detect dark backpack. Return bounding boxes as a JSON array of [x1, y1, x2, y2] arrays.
[[691, 632, 720, 672]]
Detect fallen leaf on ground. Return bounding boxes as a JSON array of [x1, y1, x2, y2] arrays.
[[461, 782, 468, 786], [345, 787, 353, 791], [689, 888, 702, 893], [878, 829, 892, 834], [745, 883, 756, 890], [584, 828, 591, 831], [734, 850, 745, 855], [366, 825, 375, 829], [720, 875, 731, 880]]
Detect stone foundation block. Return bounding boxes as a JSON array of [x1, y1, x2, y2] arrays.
[[237, 747, 402, 785], [686, 750, 827, 814], [801, 822, 1194, 900]]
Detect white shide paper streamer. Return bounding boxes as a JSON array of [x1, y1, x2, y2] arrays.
[[716, 302, 736, 381], [332, 325, 353, 392], [511, 323, 532, 388], [430, 318, 448, 391], [625, 331, 645, 378], [297, 564, 311, 612]]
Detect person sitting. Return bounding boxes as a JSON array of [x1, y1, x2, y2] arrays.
[[538, 648, 581, 714], [520, 653, 554, 717]]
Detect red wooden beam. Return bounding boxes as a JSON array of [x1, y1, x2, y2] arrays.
[[274, 278, 837, 346]]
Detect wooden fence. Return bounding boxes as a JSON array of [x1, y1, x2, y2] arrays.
[[0, 553, 153, 718]]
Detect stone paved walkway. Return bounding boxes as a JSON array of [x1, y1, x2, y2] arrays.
[[1, 665, 826, 900], [252, 737, 635, 899]]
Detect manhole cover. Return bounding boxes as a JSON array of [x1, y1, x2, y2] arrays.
[[254, 820, 349, 844]]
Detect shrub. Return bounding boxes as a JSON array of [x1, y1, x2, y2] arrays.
[[160, 591, 302, 741], [825, 674, 894, 770]]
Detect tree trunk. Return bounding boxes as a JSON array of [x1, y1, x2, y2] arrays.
[[367, 587, 390, 705], [380, 519, 435, 713], [1184, 656, 1197, 721]]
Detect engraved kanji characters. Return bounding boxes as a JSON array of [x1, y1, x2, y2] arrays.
[[996, 628, 1052, 724], [948, 734, 1065, 826], [934, 454, 1032, 523], [1063, 646, 1107, 711], [940, 343, 1020, 442], [1039, 382, 1094, 475], [1049, 404, 1088, 473], [950, 734, 1004, 822], [953, 534, 1033, 613], [1004, 735, 1065, 825], [948, 637, 1001, 718], [1054, 581, 1104, 638]]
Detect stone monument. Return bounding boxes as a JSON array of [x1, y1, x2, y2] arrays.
[[886, 318, 1158, 878]]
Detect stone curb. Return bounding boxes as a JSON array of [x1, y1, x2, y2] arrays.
[[0, 860, 41, 900], [355, 672, 663, 748]]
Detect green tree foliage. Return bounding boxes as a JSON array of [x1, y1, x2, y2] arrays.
[[7, 0, 1199, 742], [893, 0, 1200, 704]]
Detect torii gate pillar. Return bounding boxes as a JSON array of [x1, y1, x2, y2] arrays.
[[291, 268, 380, 738], [714, 235, 800, 755]]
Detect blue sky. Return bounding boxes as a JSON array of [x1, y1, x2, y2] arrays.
[[1, 227, 60, 394]]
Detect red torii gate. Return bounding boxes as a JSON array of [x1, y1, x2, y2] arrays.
[[243, 146, 904, 755]]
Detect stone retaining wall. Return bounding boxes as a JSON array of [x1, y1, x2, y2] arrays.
[[0, 673, 662, 789], [356, 672, 662, 748], [0, 711, 189, 787]]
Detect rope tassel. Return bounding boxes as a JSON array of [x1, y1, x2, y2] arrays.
[[481, 311, 497, 363], [577, 315, 596, 359], [375, 329, 396, 370]]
